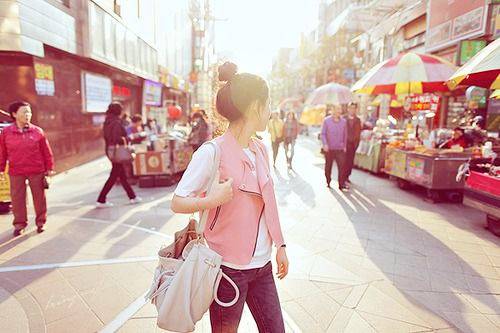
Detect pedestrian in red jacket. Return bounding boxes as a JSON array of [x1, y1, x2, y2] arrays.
[[0, 101, 55, 236]]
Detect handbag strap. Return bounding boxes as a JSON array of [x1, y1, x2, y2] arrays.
[[214, 271, 240, 307], [196, 141, 221, 235]]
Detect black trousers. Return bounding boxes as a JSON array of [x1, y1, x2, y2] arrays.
[[324, 149, 346, 186], [97, 163, 136, 203], [345, 142, 359, 180]]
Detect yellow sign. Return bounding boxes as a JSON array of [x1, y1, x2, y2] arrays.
[[34, 63, 54, 81], [147, 155, 160, 168], [0, 166, 10, 202]]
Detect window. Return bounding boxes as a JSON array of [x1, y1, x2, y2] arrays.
[[90, 3, 105, 57]]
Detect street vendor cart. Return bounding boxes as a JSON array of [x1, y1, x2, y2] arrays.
[[384, 147, 471, 202], [354, 136, 387, 174], [462, 157, 500, 236], [133, 126, 193, 188]]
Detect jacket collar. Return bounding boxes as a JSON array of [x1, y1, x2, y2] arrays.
[[220, 131, 270, 190], [9, 123, 34, 133], [221, 130, 259, 166]]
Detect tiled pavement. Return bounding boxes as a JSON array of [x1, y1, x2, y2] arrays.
[[0, 135, 499, 332]]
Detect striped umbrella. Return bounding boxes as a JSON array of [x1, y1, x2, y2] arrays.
[[306, 82, 352, 106], [447, 38, 500, 90], [352, 52, 457, 95]]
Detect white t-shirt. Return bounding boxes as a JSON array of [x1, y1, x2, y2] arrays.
[[174, 144, 272, 270]]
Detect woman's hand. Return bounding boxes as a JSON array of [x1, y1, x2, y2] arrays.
[[276, 246, 289, 280], [208, 178, 234, 207]]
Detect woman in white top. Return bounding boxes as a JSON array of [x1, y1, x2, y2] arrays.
[[171, 62, 289, 332]]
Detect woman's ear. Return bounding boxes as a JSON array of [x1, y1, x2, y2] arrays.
[[248, 100, 263, 121]]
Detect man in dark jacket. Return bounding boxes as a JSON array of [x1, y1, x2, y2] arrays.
[[345, 102, 362, 184]]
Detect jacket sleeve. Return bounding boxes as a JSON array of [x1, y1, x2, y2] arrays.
[[39, 130, 55, 171], [355, 118, 362, 145], [112, 122, 127, 145], [0, 131, 7, 173], [321, 120, 328, 147], [342, 121, 348, 149]]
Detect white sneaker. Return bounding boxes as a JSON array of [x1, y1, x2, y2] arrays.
[[96, 202, 114, 208], [129, 197, 143, 205]]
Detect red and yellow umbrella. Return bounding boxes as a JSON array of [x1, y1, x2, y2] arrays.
[[447, 38, 500, 90], [352, 52, 457, 95]]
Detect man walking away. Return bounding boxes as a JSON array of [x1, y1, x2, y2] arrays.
[[321, 105, 348, 190], [345, 102, 361, 184]]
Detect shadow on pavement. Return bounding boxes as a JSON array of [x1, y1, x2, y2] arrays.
[[328, 183, 500, 332]]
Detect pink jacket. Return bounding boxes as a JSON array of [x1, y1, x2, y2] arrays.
[[204, 132, 285, 265], [0, 124, 54, 176]]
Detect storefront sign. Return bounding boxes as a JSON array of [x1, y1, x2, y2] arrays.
[[493, 5, 500, 38], [82, 72, 112, 113], [459, 40, 487, 65], [407, 157, 429, 186], [385, 149, 407, 179], [112, 85, 131, 98], [34, 63, 55, 96], [426, 0, 487, 52], [406, 95, 441, 112], [143, 80, 162, 106]]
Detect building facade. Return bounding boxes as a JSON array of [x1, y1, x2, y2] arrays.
[[0, 0, 195, 171]]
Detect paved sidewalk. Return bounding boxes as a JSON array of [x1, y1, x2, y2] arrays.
[[0, 135, 499, 332]]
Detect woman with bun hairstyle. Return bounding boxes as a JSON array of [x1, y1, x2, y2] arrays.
[[171, 62, 289, 332]]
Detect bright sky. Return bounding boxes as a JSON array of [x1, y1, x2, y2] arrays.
[[214, 0, 320, 77]]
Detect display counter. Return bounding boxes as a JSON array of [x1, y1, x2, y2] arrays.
[[462, 158, 500, 236], [384, 148, 471, 202], [354, 141, 387, 174], [132, 132, 193, 188]]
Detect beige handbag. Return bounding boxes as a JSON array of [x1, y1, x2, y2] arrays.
[[146, 141, 239, 332]]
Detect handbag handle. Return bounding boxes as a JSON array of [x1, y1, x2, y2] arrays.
[[196, 141, 221, 235], [214, 271, 240, 307]]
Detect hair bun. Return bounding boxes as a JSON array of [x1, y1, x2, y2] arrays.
[[218, 62, 237, 82]]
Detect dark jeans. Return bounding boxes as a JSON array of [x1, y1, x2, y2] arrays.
[[210, 262, 285, 333], [10, 173, 47, 230], [345, 142, 359, 180], [324, 149, 346, 186], [271, 140, 281, 165], [97, 163, 136, 203]]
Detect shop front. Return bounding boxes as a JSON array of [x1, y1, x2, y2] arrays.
[[130, 79, 193, 187], [0, 45, 151, 172]]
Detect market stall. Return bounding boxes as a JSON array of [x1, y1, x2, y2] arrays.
[[351, 52, 458, 180], [447, 38, 500, 234], [354, 120, 400, 174], [384, 145, 471, 202], [462, 157, 500, 236], [132, 125, 193, 188]]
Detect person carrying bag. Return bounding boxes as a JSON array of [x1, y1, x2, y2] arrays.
[[96, 102, 140, 208], [168, 62, 289, 333], [147, 141, 239, 332]]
